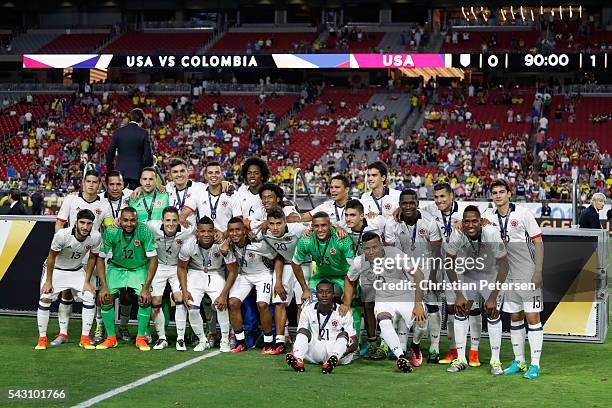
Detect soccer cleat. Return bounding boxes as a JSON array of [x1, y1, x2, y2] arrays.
[[118, 326, 132, 342], [439, 348, 458, 364], [490, 360, 504, 375], [259, 345, 274, 355], [229, 332, 237, 349], [469, 350, 481, 367], [194, 341, 211, 352], [95, 336, 118, 350], [523, 364, 540, 379], [79, 335, 96, 350], [503, 360, 528, 375], [231, 343, 247, 353], [176, 339, 186, 351], [321, 355, 339, 374], [410, 347, 423, 367], [219, 339, 231, 353], [447, 358, 469, 373], [396, 356, 413, 373], [286, 352, 305, 372], [207, 333, 219, 349], [135, 335, 151, 351], [360, 342, 372, 357], [367, 344, 387, 360], [153, 339, 168, 350], [50, 333, 68, 346], [270, 343, 286, 355], [35, 336, 48, 350], [145, 333, 153, 344], [93, 324, 105, 344], [427, 351, 440, 364]]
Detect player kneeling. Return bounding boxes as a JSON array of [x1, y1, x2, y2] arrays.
[[445, 206, 509, 375], [286, 280, 357, 374], [341, 232, 426, 373], [177, 216, 238, 352], [36, 210, 102, 350], [95, 207, 158, 351]]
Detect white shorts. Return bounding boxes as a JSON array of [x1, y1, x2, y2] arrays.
[[40, 264, 94, 303], [303, 336, 353, 366], [361, 281, 376, 303], [186, 270, 226, 306], [229, 273, 272, 304], [374, 301, 421, 330], [273, 264, 310, 305], [502, 280, 543, 314], [152, 264, 181, 297]]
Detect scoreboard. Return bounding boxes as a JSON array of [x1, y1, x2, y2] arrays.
[[22, 52, 609, 72]]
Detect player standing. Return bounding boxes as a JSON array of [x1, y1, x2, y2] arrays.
[[128, 167, 170, 223], [484, 179, 545, 379], [35, 210, 101, 350], [300, 175, 352, 225], [361, 161, 401, 218]]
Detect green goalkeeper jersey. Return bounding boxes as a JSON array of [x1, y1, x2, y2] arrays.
[[101, 223, 157, 269], [128, 191, 169, 223], [291, 227, 354, 277]]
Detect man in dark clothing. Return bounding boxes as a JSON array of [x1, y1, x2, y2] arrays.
[[579, 193, 606, 229], [105, 108, 154, 190], [31, 188, 44, 215], [540, 201, 552, 217], [7, 189, 27, 215]]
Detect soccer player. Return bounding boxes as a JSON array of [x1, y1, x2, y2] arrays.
[[165, 159, 208, 224], [250, 183, 300, 231], [35, 210, 102, 350], [286, 280, 358, 374], [341, 232, 426, 373], [386, 189, 441, 365], [95, 207, 158, 351], [422, 182, 481, 366], [361, 161, 401, 218], [444, 206, 509, 375], [259, 207, 307, 354], [300, 175, 351, 225], [342, 198, 392, 360], [484, 179, 544, 379], [51, 169, 112, 346], [128, 167, 170, 223], [177, 216, 238, 352], [147, 206, 195, 350], [223, 217, 275, 353], [291, 212, 360, 333]]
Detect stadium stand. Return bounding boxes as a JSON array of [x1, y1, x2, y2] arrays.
[[103, 31, 213, 54], [37, 34, 110, 53], [208, 31, 318, 53]]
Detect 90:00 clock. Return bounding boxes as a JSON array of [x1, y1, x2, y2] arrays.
[[524, 54, 570, 67]]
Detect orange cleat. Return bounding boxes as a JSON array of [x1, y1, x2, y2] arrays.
[[439, 348, 458, 364], [79, 335, 96, 350], [95, 335, 118, 350], [469, 350, 481, 367], [35, 336, 48, 350], [135, 335, 151, 351]]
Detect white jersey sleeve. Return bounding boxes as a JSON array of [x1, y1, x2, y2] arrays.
[[56, 194, 75, 223]]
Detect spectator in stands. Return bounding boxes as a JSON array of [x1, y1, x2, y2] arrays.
[[31, 187, 44, 215], [579, 192, 606, 229], [7, 189, 26, 215], [105, 108, 154, 189]]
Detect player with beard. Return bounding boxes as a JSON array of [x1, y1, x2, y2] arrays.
[[300, 175, 352, 225], [128, 167, 170, 223]]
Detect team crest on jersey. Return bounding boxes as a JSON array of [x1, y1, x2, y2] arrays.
[[214, 252, 221, 258], [134, 240, 141, 246], [176, 239, 183, 246], [331, 320, 338, 328], [156, 200, 162, 206], [123, 199, 129, 205], [418, 228, 426, 236], [85, 245, 91, 250], [330, 248, 337, 255], [384, 203, 392, 210], [222, 200, 229, 207], [248, 252, 255, 259], [95, 208, 102, 215], [510, 220, 519, 228], [284, 236, 292, 242]]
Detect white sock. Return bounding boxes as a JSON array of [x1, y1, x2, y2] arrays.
[[152, 305, 165, 339], [413, 320, 427, 345], [58, 299, 73, 336], [81, 302, 96, 336], [37, 301, 50, 337], [379, 318, 403, 358], [119, 303, 131, 327], [528, 323, 543, 367], [175, 302, 187, 340], [446, 313, 455, 349], [469, 313, 482, 351], [487, 317, 502, 361], [284, 325, 289, 337], [188, 307, 205, 341], [396, 318, 408, 350], [453, 315, 469, 361], [428, 311, 441, 353], [292, 331, 310, 360], [331, 336, 348, 358], [276, 335, 286, 344], [510, 320, 526, 363], [216, 309, 230, 342]]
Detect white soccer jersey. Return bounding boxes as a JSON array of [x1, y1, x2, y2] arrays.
[[347, 246, 416, 302], [421, 202, 464, 250], [185, 187, 234, 231], [98, 188, 132, 220], [166, 180, 207, 211], [298, 302, 356, 343], [361, 188, 401, 218], [57, 193, 113, 231], [339, 215, 394, 255], [179, 238, 236, 275], [225, 240, 274, 276], [147, 220, 195, 266], [233, 184, 265, 221], [445, 225, 507, 281], [260, 222, 306, 262], [308, 199, 347, 224], [50, 227, 102, 270], [386, 212, 440, 259], [483, 204, 542, 281]]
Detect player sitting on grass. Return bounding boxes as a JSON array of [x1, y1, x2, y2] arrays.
[[286, 280, 358, 374], [95, 207, 158, 351], [36, 209, 102, 350]]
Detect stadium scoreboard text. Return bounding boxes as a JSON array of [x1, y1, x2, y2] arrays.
[[22, 52, 609, 71]]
